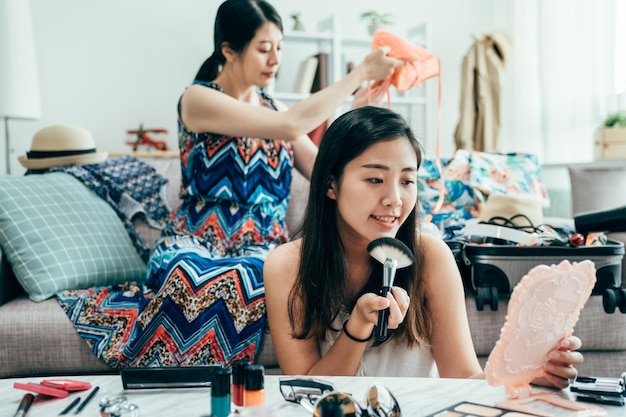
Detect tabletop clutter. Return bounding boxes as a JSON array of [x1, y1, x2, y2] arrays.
[[10, 362, 266, 417]]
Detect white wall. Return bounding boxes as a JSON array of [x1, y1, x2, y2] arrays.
[[4, 0, 506, 175]]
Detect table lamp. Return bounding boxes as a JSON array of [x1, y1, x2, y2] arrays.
[[0, 0, 41, 175]]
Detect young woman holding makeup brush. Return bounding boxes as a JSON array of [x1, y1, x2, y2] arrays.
[[264, 106, 583, 388]]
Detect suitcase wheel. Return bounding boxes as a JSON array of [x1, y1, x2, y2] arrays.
[[602, 287, 626, 314], [476, 286, 499, 312]]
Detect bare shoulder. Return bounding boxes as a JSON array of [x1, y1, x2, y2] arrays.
[[264, 240, 302, 285], [182, 83, 222, 102], [419, 232, 454, 258], [266, 239, 301, 263], [419, 232, 462, 286]]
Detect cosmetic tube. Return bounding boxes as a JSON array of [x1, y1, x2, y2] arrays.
[[231, 359, 250, 407], [243, 364, 265, 407], [211, 368, 231, 417]]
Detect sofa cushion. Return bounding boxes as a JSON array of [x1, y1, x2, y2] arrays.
[[0, 294, 112, 378], [0, 173, 147, 302], [468, 151, 550, 204], [419, 151, 477, 221]]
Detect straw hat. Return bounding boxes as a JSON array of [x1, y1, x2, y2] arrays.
[[18, 124, 108, 169]]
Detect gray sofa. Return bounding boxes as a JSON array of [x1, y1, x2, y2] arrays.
[[1, 158, 625, 378]]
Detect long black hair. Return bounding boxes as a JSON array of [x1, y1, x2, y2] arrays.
[[289, 106, 430, 347], [194, 0, 283, 82]]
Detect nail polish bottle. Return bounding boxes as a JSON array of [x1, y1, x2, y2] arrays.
[[211, 368, 231, 417], [243, 364, 265, 407], [231, 359, 250, 407]]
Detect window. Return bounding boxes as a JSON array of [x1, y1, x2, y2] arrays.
[[615, 0, 626, 93]]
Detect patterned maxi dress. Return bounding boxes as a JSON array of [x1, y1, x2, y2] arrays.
[[57, 82, 292, 367]]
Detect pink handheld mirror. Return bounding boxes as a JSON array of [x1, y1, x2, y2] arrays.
[[485, 260, 607, 417]]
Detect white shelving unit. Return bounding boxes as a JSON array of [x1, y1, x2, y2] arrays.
[[271, 16, 433, 147]]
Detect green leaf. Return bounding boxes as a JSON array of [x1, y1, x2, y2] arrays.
[[603, 111, 626, 127]]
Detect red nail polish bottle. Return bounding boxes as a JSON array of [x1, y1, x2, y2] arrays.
[[231, 359, 250, 407]]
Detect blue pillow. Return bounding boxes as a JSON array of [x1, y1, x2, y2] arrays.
[[0, 173, 146, 302]]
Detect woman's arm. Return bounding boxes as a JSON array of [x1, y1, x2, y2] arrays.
[[421, 234, 484, 379], [272, 100, 317, 181], [264, 241, 324, 374], [181, 48, 402, 141], [290, 133, 317, 181]]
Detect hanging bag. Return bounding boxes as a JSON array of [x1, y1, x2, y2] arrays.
[[370, 30, 445, 215]]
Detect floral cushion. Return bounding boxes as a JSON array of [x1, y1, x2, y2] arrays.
[[418, 151, 476, 225], [419, 151, 549, 238], [468, 151, 550, 205]]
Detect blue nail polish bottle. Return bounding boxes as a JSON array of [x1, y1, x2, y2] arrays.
[[211, 368, 231, 417]]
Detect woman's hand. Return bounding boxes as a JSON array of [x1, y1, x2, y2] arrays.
[[386, 286, 410, 330], [357, 47, 404, 82], [348, 286, 410, 338], [532, 336, 584, 389], [351, 80, 388, 109]]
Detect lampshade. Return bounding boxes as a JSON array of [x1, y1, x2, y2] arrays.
[[0, 0, 41, 119]]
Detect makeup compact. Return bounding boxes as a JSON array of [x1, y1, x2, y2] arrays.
[[428, 400, 547, 417], [484, 260, 606, 417]]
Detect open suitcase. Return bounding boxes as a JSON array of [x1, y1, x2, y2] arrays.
[[450, 240, 625, 313]]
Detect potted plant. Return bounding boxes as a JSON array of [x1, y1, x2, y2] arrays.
[[603, 110, 626, 128], [290, 12, 305, 31], [360, 11, 393, 36], [594, 110, 626, 160]]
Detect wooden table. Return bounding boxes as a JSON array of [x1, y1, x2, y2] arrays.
[[1, 374, 622, 416]]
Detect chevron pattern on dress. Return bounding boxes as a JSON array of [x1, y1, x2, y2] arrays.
[[168, 204, 288, 255], [181, 136, 293, 205], [58, 283, 143, 367], [57, 249, 267, 368]]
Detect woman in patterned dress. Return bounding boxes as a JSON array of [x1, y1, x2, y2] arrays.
[[58, 0, 402, 368]]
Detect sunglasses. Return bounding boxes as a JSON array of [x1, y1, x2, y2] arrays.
[[279, 377, 402, 417]]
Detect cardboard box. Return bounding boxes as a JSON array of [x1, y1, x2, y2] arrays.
[[594, 128, 626, 160]]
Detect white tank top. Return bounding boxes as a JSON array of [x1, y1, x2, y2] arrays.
[[318, 308, 439, 377]]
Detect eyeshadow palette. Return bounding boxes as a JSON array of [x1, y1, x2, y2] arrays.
[[427, 401, 531, 417], [427, 400, 583, 417]]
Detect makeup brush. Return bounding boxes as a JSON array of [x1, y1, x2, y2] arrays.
[[367, 237, 415, 341]]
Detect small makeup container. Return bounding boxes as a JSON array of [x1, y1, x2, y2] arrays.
[[211, 367, 231, 417], [318, 399, 344, 417], [231, 359, 250, 407], [243, 364, 265, 407]]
